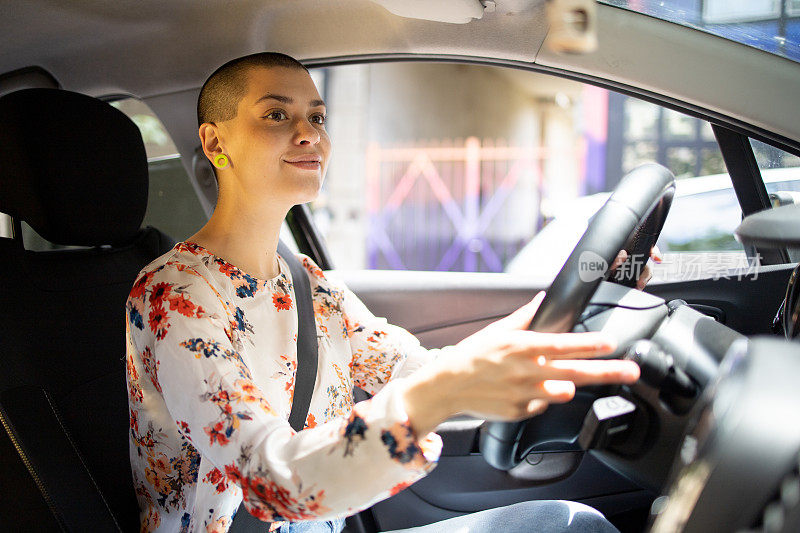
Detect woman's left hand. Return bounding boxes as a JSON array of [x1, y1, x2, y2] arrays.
[[611, 245, 662, 291]]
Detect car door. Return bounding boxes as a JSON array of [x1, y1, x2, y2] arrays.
[[287, 60, 797, 531]]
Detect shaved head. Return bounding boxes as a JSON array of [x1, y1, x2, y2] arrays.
[[197, 52, 309, 127]]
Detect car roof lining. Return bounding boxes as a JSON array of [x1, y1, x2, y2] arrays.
[[3, 1, 798, 150], [0, 0, 549, 97]]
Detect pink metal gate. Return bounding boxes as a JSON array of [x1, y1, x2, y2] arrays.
[[365, 137, 548, 272]]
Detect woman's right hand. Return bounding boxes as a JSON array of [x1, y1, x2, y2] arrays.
[[401, 292, 641, 436]]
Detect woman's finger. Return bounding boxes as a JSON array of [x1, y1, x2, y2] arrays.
[[540, 380, 577, 402], [611, 249, 628, 271], [506, 330, 618, 359], [608, 246, 662, 273], [532, 358, 641, 387], [636, 264, 653, 291], [489, 291, 546, 331], [524, 379, 577, 403], [526, 398, 549, 416], [650, 244, 663, 263]]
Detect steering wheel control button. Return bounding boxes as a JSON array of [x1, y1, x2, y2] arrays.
[[578, 395, 636, 450]]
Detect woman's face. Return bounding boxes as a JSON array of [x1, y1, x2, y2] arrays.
[[217, 66, 331, 207]]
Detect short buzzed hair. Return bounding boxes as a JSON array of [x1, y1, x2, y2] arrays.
[[197, 52, 308, 127]]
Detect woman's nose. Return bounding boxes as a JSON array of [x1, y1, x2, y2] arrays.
[[293, 119, 320, 145]]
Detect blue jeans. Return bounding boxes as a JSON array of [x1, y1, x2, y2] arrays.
[[277, 517, 345, 532], [277, 501, 617, 532], [386, 501, 619, 532]]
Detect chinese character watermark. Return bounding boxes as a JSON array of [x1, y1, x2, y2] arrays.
[[577, 251, 762, 283]]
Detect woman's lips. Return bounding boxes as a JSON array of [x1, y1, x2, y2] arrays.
[[284, 160, 321, 170]]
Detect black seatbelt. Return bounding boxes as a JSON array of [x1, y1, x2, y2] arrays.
[[231, 241, 319, 531], [279, 240, 320, 433]]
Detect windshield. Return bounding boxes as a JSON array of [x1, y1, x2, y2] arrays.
[[601, 0, 800, 64]]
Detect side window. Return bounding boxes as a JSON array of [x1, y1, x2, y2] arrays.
[[610, 95, 746, 281], [20, 98, 207, 251], [752, 138, 800, 200], [110, 98, 207, 241], [312, 62, 743, 281], [752, 138, 800, 261]]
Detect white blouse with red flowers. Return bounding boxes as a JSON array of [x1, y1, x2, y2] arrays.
[[125, 241, 444, 533]]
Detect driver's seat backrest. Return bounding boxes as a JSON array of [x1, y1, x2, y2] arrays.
[[0, 88, 177, 531]]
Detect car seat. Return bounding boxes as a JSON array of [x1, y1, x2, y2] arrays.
[[0, 88, 176, 531]]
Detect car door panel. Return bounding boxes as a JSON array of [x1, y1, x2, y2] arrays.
[[646, 264, 793, 335], [335, 266, 792, 344], [331, 269, 541, 340]]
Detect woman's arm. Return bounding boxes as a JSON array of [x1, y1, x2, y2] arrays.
[[400, 292, 641, 436], [301, 257, 451, 397], [328, 272, 639, 438], [326, 253, 652, 437]]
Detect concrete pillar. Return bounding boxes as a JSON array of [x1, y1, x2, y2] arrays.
[[321, 65, 371, 269]]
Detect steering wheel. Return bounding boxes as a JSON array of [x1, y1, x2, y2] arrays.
[[481, 163, 676, 470]]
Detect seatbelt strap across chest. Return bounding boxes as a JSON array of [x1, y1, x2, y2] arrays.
[[277, 240, 320, 433]]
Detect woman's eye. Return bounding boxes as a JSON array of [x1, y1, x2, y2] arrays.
[[311, 114, 326, 125], [265, 111, 287, 121]]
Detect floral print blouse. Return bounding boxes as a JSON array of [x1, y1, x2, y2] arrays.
[[125, 241, 443, 532]]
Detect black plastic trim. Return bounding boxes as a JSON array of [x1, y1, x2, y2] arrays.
[[712, 124, 789, 264], [712, 125, 770, 216], [286, 204, 334, 269]]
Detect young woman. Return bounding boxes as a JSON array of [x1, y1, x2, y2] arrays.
[[125, 52, 646, 533]]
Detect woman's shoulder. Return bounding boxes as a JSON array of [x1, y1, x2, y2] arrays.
[[126, 244, 235, 344], [293, 251, 326, 281], [128, 242, 226, 304], [289, 250, 351, 293]]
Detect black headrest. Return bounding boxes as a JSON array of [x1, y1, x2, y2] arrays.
[[0, 88, 148, 247]]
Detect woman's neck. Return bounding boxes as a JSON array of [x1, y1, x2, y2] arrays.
[[187, 193, 287, 280]]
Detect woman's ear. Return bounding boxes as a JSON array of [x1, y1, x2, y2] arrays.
[[198, 122, 224, 164]]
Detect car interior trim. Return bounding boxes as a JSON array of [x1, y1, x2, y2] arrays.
[[712, 124, 790, 265], [0, 66, 60, 95], [286, 204, 335, 271], [0, 386, 121, 531], [0, 397, 63, 529]]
